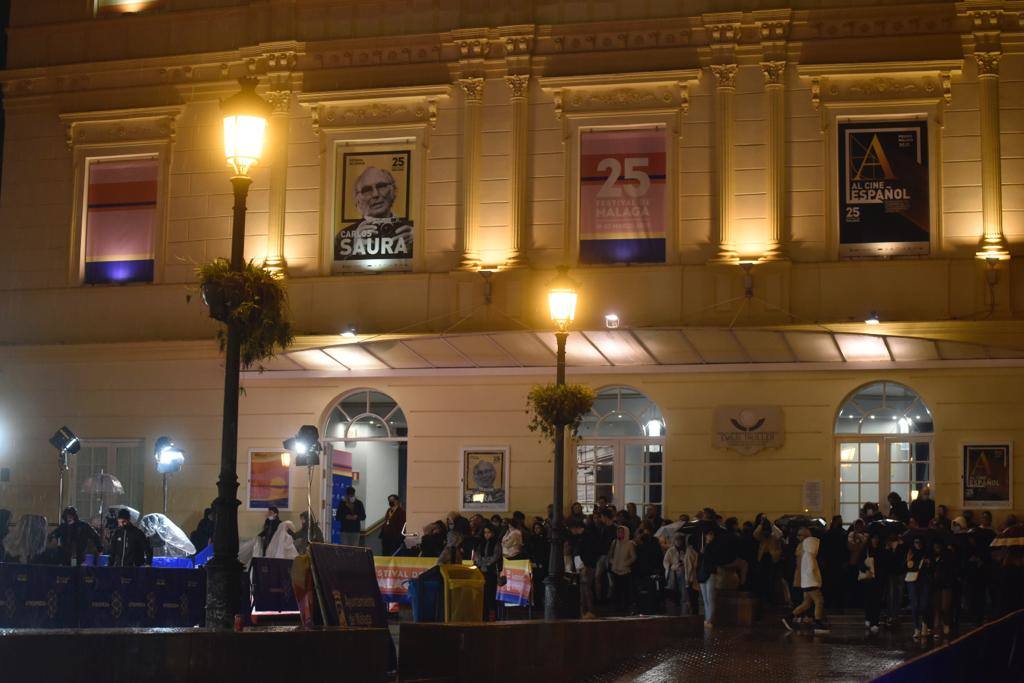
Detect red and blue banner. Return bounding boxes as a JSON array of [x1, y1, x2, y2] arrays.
[[579, 129, 666, 264], [496, 559, 533, 607], [330, 448, 354, 543], [84, 158, 158, 284]]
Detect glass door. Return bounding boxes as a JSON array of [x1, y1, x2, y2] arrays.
[[837, 437, 931, 523], [577, 439, 664, 513]]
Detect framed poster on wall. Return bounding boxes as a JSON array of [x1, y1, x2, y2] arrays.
[[962, 443, 1013, 509], [460, 446, 509, 512], [838, 119, 929, 258], [333, 147, 414, 273], [247, 449, 291, 510], [578, 128, 666, 265]]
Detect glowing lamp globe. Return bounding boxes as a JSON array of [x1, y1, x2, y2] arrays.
[[547, 266, 579, 329], [222, 78, 271, 177]]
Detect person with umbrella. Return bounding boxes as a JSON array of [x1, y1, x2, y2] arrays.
[[48, 506, 103, 566]]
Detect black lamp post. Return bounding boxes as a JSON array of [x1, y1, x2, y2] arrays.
[[544, 266, 579, 620], [205, 77, 271, 629]]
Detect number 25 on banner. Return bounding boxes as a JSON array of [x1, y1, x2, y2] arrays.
[[596, 157, 651, 198]]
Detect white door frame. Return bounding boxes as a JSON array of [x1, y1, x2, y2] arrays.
[[834, 434, 933, 519], [576, 436, 665, 511]]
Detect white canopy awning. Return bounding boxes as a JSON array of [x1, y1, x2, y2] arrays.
[[245, 327, 1024, 378]]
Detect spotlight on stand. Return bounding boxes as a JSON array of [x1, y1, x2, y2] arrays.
[[155, 436, 185, 515], [50, 426, 80, 520], [282, 425, 323, 550], [283, 425, 322, 467]]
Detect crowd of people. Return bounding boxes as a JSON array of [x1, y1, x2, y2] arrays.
[[404, 489, 1024, 634]]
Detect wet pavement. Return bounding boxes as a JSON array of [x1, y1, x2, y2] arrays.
[[581, 616, 945, 682]]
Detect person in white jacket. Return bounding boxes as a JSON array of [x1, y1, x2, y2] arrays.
[[782, 526, 830, 633]]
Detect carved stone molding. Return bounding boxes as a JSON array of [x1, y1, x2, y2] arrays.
[[797, 61, 961, 110], [548, 28, 692, 53], [503, 35, 533, 56], [60, 106, 183, 150], [505, 74, 530, 100], [540, 71, 699, 120], [300, 85, 451, 132], [759, 20, 790, 42], [975, 51, 1000, 77], [710, 63, 738, 89], [455, 39, 490, 60], [761, 61, 786, 87], [265, 90, 293, 115], [457, 77, 485, 103]]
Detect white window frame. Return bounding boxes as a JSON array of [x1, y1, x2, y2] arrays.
[[70, 438, 146, 517]]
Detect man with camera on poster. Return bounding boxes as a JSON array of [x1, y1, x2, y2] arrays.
[[334, 166, 414, 262]]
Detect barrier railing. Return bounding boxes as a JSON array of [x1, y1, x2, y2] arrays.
[[873, 609, 1024, 682]]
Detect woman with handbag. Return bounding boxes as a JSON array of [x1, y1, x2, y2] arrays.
[[858, 533, 889, 633], [905, 535, 933, 639]]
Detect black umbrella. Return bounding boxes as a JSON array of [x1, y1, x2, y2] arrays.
[[868, 518, 907, 536]]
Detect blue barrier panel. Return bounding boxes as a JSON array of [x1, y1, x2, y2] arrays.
[[873, 609, 1024, 682], [0, 564, 77, 628], [251, 557, 297, 613], [78, 566, 152, 627]]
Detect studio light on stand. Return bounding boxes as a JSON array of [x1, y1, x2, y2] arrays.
[[49, 426, 80, 520], [283, 425, 322, 550], [155, 436, 185, 515]]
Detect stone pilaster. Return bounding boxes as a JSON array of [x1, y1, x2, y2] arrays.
[[975, 50, 1010, 260], [263, 89, 292, 275], [505, 74, 530, 268], [761, 61, 788, 261], [710, 63, 738, 263], [457, 77, 484, 269]]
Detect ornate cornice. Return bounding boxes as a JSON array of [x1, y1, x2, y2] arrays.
[[796, 60, 962, 110], [59, 105, 184, 150], [264, 90, 293, 115], [710, 63, 738, 89], [539, 70, 699, 120], [299, 85, 450, 132]]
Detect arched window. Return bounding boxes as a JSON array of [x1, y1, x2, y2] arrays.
[[322, 390, 407, 547], [576, 386, 665, 513], [834, 382, 933, 523]]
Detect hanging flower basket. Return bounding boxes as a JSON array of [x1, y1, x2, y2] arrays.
[[192, 259, 295, 370], [526, 383, 596, 442]]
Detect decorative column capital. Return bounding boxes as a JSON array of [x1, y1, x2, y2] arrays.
[[761, 61, 787, 87], [975, 51, 1000, 77], [457, 77, 485, 103], [264, 90, 293, 115], [505, 74, 530, 100], [710, 63, 738, 89]]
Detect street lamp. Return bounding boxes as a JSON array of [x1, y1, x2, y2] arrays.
[[207, 77, 271, 630], [545, 265, 578, 620], [154, 436, 185, 515]]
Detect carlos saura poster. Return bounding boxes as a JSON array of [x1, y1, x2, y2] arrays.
[[962, 444, 1012, 508], [838, 120, 929, 258], [579, 128, 666, 264], [333, 148, 413, 273]]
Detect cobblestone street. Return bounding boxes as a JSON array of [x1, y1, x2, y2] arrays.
[[582, 617, 942, 682]]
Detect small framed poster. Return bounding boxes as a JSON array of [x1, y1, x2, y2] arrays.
[[460, 446, 509, 512], [962, 443, 1013, 509], [247, 449, 291, 510]]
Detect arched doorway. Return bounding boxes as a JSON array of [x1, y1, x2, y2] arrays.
[[835, 381, 934, 523], [575, 386, 665, 514], [322, 389, 408, 548]]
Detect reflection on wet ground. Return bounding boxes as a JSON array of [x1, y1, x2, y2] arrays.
[[582, 618, 945, 682]]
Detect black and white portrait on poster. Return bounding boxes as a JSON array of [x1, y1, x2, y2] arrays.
[[334, 149, 413, 273], [460, 446, 509, 512], [838, 120, 929, 258]]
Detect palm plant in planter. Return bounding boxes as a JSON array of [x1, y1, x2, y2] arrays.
[[194, 258, 294, 369], [526, 383, 596, 441]]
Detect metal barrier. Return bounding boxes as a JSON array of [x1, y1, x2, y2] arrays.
[[873, 609, 1024, 682]]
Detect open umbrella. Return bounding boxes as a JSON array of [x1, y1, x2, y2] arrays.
[[140, 513, 196, 558], [82, 470, 124, 520], [868, 518, 907, 536], [991, 524, 1024, 548]]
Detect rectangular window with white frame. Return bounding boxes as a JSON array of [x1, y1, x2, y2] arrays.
[[81, 156, 160, 285]]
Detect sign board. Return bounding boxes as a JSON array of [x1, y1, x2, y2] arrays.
[[308, 543, 388, 628], [962, 443, 1013, 509], [712, 406, 784, 455], [802, 480, 824, 513], [838, 119, 930, 257]]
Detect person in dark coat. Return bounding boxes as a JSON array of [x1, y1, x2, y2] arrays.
[[526, 521, 550, 607], [418, 522, 445, 558], [336, 487, 367, 546], [858, 532, 889, 632], [258, 506, 282, 553], [379, 494, 406, 556], [632, 525, 665, 614], [909, 487, 936, 528], [821, 515, 848, 609], [472, 524, 502, 621], [887, 492, 910, 523], [190, 507, 215, 553], [47, 506, 102, 565], [108, 508, 153, 567]]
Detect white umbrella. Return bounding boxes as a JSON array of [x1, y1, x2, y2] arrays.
[[82, 470, 124, 520]]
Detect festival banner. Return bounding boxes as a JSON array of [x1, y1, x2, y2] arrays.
[[374, 556, 439, 604], [334, 148, 414, 273], [496, 559, 533, 607], [962, 443, 1013, 508], [579, 128, 666, 264], [838, 120, 929, 257], [247, 450, 290, 510]]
